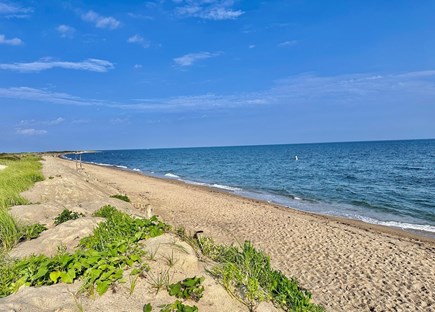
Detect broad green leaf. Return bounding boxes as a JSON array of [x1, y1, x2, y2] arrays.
[[96, 280, 109, 296], [49, 271, 61, 283], [143, 303, 152, 312]]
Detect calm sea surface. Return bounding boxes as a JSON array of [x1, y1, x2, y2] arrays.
[[65, 140, 435, 234]]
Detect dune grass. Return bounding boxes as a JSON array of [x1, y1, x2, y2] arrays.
[[0, 154, 44, 253], [0, 209, 20, 252], [0, 154, 44, 209]]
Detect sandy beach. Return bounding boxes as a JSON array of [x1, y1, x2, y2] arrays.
[[35, 156, 433, 312], [3, 155, 433, 311]]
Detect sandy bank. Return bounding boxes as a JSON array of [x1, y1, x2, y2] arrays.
[[55, 156, 434, 311]]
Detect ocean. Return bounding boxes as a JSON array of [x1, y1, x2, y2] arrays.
[[64, 139, 435, 235]]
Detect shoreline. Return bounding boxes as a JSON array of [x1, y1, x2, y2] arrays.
[[60, 154, 435, 243]]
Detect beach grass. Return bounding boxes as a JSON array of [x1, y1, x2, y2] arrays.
[[198, 236, 324, 312], [0, 209, 21, 251], [0, 154, 44, 253], [0, 154, 44, 209]]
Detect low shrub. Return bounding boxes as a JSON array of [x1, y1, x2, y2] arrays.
[[54, 209, 84, 225], [19, 223, 47, 241], [110, 194, 130, 202], [168, 276, 205, 302]]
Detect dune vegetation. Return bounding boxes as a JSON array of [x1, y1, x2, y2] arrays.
[[0, 154, 44, 209], [0, 154, 44, 253]]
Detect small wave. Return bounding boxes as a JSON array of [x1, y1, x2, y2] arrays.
[[94, 162, 113, 167], [294, 196, 302, 200], [358, 217, 435, 233], [115, 165, 128, 169], [165, 173, 180, 178], [211, 184, 242, 191], [132, 168, 141, 172]]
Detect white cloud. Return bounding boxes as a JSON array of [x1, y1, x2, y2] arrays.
[[248, 44, 255, 49], [278, 40, 298, 47], [57, 25, 75, 38], [0, 34, 22, 45], [16, 128, 47, 136], [1, 70, 435, 113], [174, 51, 220, 67], [81, 10, 120, 30], [19, 117, 65, 126], [174, 0, 244, 20], [133, 64, 143, 69], [127, 34, 150, 48], [0, 58, 114, 73], [0, 1, 32, 18]]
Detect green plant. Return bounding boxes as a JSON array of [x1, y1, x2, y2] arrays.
[[162, 250, 178, 268], [160, 300, 198, 312], [110, 194, 130, 202], [0, 255, 18, 297], [146, 246, 160, 261], [0, 206, 168, 298], [54, 209, 84, 225], [198, 237, 324, 312], [143, 303, 153, 312], [0, 209, 21, 251], [147, 269, 172, 294], [0, 154, 43, 209], [168, 276, 205, 302], [82, 206, 168, 251], [129, 263, 150, 295], [19, 223, 47, 241]]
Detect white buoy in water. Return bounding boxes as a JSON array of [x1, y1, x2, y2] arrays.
[[295, 155, 299, 161]]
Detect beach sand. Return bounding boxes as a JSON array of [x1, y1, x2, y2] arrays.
[[11, 156, 435, 311]]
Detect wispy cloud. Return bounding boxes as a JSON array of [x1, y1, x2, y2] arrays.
[[1, 70, 435, 113], [16, 128, 47, 136], [56, 25, 75, 38], [0, 58, 114, 73], [174, 0, 244, 20], [81, 10, 120, 29], [0, 87, 104, 106], [0, 1, 32, 18], [127, 34, 150, 48], [278, 40, 298, 47], [0, 34, 22, 45], [19, 117, 65, 126], [174, 51, 220, 67]]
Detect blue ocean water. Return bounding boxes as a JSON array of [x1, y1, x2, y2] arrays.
[[65, 139, 435, 234]]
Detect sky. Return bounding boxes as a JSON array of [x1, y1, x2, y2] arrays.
[[1, 0, 435, 152]]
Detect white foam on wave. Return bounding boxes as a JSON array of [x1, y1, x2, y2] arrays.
[[181, 180, 241, 192], [359, 216, 435, 233], [115, 165, 128, 169], [95, 162, 113, 167], [165, 173, 180, 178], [132, 168, 141, 172], [294, 196, 302, 200], [211, 184, 242, 191]]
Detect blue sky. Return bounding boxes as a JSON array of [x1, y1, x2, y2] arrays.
[[1, 0, 434, 152]]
